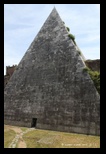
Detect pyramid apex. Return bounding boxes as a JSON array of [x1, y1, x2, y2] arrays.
[[43, 6, 61, 25], [51, 6, 58, 13], [53, 6, 56, 9]]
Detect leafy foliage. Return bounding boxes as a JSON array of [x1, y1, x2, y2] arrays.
[[83, 67, 100, 94], [66, 27, 70, 32], [68, 34, 76, 45], [89, 71, 100, 94], [78, 51, 81, 55], [68, 34, 75, 40], [83, 67, 90, 72]]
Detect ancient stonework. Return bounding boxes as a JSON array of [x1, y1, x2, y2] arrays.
[[4, 65, 17, 88], [85, 59, 100, 72], [4, 8, 100, 135]]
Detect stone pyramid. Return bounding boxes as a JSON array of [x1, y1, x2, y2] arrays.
[[4, 7, 100, 135]]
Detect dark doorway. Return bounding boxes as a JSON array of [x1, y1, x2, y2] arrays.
[[31, 118, 37, 128]]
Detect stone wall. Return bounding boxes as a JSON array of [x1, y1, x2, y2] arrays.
[[85, 59, 100, 72], [4, 65, 17, 88], [6, 65, 17, 76]]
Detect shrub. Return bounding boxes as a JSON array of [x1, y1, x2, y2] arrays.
[[83, 67, 100, 94], [78, 51, 81, 55], [73, 40, 76, 45], [68, 34, 76, 45], [68, 34, 75, 40], [66, 27, 70, 32], [83, 67, 90, 72], [88, 71, 100, 94]]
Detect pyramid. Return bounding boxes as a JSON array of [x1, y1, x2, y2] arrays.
[[4, 8, 100, 135]]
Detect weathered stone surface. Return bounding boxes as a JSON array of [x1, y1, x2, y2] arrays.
[[4, 7, 100, 135], [4, 65, 17, 88]]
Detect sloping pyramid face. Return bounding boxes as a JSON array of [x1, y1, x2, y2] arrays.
[[4, 8, 100, 135]]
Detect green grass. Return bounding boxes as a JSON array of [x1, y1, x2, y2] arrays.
[[4, 125, 100, 148], [4, 128, 16, 148], [21, 127, 29, 132], [23, 129, 100, 148]]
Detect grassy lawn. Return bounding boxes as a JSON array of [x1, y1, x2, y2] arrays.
[[20, 127, 28, 132], [4, 125, 100, 148], [23, 129, 100, 148], [4, 126, 16, 148]]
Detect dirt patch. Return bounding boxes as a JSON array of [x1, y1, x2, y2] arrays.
[[18, 137, 27, 148], [6, 125, 27, 148], [7, 125, 22, 134]]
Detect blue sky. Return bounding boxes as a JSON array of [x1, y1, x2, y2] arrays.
[[4, 4, 100, 75]]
